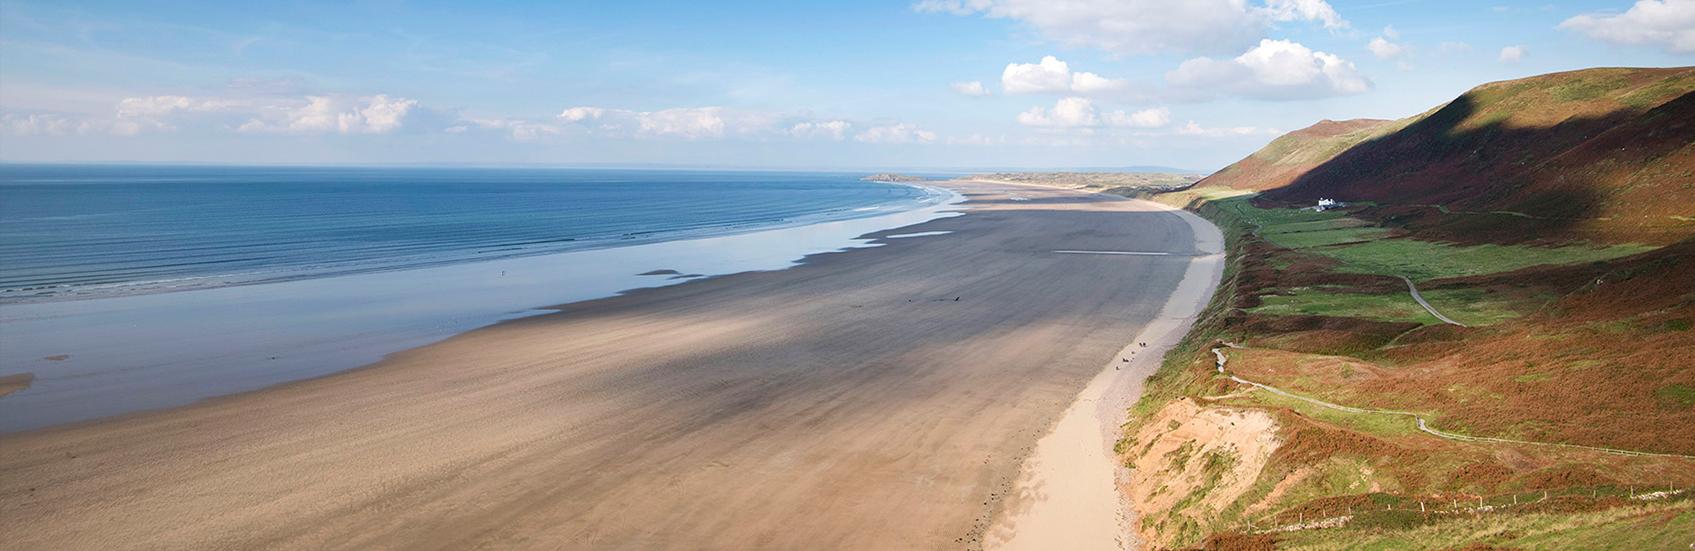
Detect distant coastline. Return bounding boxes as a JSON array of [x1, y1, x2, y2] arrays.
[[861, 173, 929, 183]]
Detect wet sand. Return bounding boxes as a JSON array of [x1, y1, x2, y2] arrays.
[[0, 180, 1209, 550]]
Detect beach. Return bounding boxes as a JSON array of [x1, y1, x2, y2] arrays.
[[0, 180, 1216, 549]]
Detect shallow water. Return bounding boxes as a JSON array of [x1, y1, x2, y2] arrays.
[[0, 167, 962, 431], [0, 165, 934, 303]]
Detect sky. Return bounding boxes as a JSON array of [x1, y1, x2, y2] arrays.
[[1, 0, 1690, 171]]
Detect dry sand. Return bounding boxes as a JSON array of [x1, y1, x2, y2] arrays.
[[984, 204, 1223, 551], [0, 180, 1211, 550]]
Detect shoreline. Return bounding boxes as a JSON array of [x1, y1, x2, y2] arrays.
[[1, 181, 954, 306], [0, 180, 1204, 548], [983, 196, 1225, 550], [0, 183, 962, 432]]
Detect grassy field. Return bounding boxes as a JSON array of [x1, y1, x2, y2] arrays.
[[1252, 287, 1552, 327], [1211, 195, 1655, 281], [1419, 288, 1553, 326], [1319, 239, 1655, 281], [1251, 287, 1439, 324]]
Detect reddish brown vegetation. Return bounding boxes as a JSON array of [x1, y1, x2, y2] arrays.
[[1146, 67, 1695, 543], [1196, 119, 1394, 192]]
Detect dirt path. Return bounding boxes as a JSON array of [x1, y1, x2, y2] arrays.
[[1400, 276, 1467, 327], [1210, 346, 1695, 460]]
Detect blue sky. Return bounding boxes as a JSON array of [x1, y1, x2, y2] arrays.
[[1, 0, 1690, 170]]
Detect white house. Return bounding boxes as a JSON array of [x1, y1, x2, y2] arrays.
[[1313, 198, 1342, 212]]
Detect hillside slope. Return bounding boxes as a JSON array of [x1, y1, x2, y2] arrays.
[[1122, 68, 1695, 548], [1195, 118, 1397, 192], [1263, 67, 1695, 244]]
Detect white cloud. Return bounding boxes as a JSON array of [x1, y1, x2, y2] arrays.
[[1017, 97, 1101, 127], [854, 123, 937, 144], [916, 0, 1348, 55], [115, 96, 238, 120], [556, 106, 786, 140], [559, 107, 606, 122], [1017, 97, 1170, 129], [1559, 0, 1695, 54], [1262, 0, 1348, 29], [1001, 56, 1131, 95], [947, 132, 1000, 145], [0, 113, 105, 136], [1070, 72, 1130, 94], [1498, 45, 1527, 63], [1367, 27, 1406, 59], [1167, 39, 1371, 100], [1002, 56, 1076, 94], [637, 107, 728, 139], [788, 120, 852, 140], [21, 94, 426, 137], [450, 117, 563, 141], [950, 81, 992, 96], [557, 107, 932, 143], [1105, 107, 1172, 128], [1176, 120, 1279, 137], [237, 95, 420, 135]]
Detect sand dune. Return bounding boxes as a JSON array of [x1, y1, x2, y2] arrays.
[[0, 181, 1210, 550]]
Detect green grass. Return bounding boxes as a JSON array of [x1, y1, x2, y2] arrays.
[[1277, 500, 1695, 550], [1547, 74, 1630, 102], [1319, 239, 1655, 281], [1654, 384, 1695, 408], [1208, 195, 1657, 281], [1619, 71, 1695, 109], [1252, 288, 1438, 324], [1418, 288, 1551, 326], [1230, 389, 1421, 438], [1264, 227, 1393, 249], [1250, 287, 1538, 326]]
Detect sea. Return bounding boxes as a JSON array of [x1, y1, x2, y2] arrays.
[[0, 165, 961, 431], [0, 165, 941, 303]]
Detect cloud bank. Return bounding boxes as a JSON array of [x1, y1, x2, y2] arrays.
[[1001, 56, 1130, 96], [1016, 97, 1170, 129], [1166, 39, 1370, 100], [916, 0, 1348, 55], [1559, 0, 1695, 54]]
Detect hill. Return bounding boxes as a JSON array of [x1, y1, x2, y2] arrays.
[[1195, 118, 1397, 192], [1263, 67, 1695, 244], [1121, 67, 1695, 548]]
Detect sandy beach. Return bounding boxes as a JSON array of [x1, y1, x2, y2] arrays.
[[0, 180, 1214, 550]]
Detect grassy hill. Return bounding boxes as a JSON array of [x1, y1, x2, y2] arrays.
[[1195, 119, 1398, 192], [1262, 67, 1695, 245], [1121, 68, 1695, 549]]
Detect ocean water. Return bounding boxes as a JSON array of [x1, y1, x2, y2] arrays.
[[0, 165, 961, 431], [0, 165, 934, 303]]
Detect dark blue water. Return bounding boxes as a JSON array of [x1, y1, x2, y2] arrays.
[[0, 165, 931, 302]]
